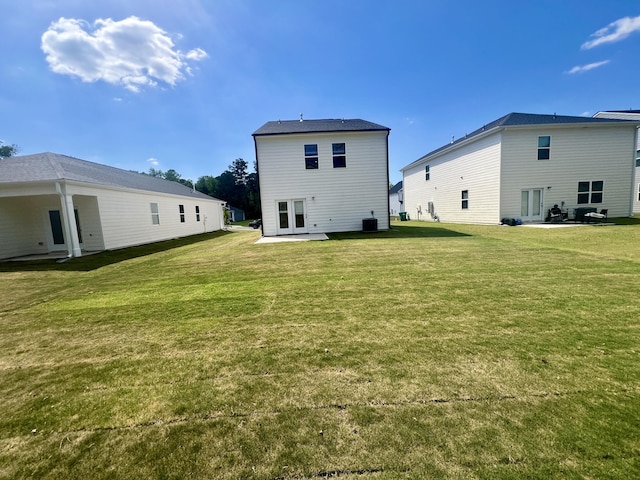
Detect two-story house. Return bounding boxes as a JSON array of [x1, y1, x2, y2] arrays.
[[401, 112, 639, 224], [252, 118, 391, 236]]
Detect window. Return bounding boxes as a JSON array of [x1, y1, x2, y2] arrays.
[[637, 184, 640, 202], [195, 206, 200, 222], [425, 165, 430, 181], [150, 203, 160, 225], [305, 144, 318, 169], [461, 190, 469, 209], [332, 143, 346, 168], [636, 149, 640, 167], [538, 136, 551, 160], [577, 181, 603, 204], [179, 204, 185, 223]]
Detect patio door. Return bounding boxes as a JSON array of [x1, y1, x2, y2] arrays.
[[520, 189, 543, 222], [276, 199, 307, 235]]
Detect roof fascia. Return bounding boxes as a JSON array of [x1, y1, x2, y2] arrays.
[[253, 128, 390, 137]]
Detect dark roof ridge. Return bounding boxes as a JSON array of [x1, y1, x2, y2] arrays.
[[402, 111, 639, 171], [253, 118, 390, 136]]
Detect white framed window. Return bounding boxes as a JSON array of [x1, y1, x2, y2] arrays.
[[150, 203, 160, 224], [304, 144, 318, 169], [179, 204, 185, 223], [332, 143, 346, 168], [577, 180, 603, 204], [538, 136, 551, 160], [425, 164, 430, 181], [195, 205, 200, 221], [461, 190, 469, 209]]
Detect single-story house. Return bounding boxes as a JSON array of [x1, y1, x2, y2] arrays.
[[0, 152, 226, 260], [227, 205, 245, 222], [401, 112, 639, 224], [593, 110, 640, 214], [389, 181, 403, 216], [252, 118, 391, 236]]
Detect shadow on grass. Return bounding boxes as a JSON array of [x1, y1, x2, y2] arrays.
[[611, 217, 640, 225], [328, 223, 471, 240], [0, 231, 231, 273]]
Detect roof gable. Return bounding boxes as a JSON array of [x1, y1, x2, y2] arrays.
[[0, 152, 220, 201], [389, 181, 403, 194], [253, 118, 390, 136]]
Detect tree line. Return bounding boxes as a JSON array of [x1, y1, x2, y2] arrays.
[[144, 158, 261, 219]]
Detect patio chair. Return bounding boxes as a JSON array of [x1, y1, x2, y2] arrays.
[[584, 209, 608, 223]]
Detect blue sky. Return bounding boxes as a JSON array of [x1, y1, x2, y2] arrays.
[[2, 0, 640, 184]]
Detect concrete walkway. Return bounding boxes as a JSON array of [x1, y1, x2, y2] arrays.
[[255, 233, 329, 244]]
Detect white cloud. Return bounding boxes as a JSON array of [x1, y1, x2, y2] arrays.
[[581, 15, 640, 49], [567, 60, 610, 74], [147, 157, 159, 166], [41, 16, 208, 92]]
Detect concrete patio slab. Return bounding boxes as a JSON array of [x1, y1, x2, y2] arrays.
[[255, 233, 329, 244]]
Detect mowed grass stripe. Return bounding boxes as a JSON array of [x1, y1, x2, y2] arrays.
[[1, 222, 639, 478]]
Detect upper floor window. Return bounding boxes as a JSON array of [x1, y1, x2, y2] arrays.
[[304, 144, 318, 169], [195, 205, 200, 222], [332, 143, 346, 168], [577, 180, 603, 204], [425, 164, 430, 181], [150, 203, 160, 225], [461, 190, 469, 209], [538, 136, 551, 160], [179, 204, 185, 223]]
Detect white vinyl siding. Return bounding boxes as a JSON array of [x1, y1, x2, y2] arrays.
[[500, 126, 636, 219], [86, 188, 223, 250], [0, 182, 225, 259], [256, 130, 389, 236], [402, 132, 502, 224]]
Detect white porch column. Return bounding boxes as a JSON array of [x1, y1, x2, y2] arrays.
[[56, 182, 82, 258]]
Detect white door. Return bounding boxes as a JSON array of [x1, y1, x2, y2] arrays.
[[276, 199, 307, 235], [520, 189, 543, 222]]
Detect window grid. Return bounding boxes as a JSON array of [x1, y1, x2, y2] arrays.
[[150, 203, 160, 225], [538, 136, 551, 160], [304, 144, 318, 169], [195, 205, 200, 222], [461, 190, 469, 209], [425, 165, 430, 181], [332, 143, 346, 168], [179, 204, 185, 223], [577, 181, 603, 204]]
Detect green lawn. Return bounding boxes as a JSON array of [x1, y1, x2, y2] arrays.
[[1, 221, 639, 479]]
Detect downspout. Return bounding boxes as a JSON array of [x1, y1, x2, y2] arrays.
[[252, 134, 264, 236], [633, 125, 640, 217], [385, 129, 391, 230], [55, 181, 82, 258]]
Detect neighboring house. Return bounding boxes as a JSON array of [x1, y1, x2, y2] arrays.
[[389, 181, 403, 216], [252, 118, 391, 236], [593, 110, 640, 214], [0, 152, 226, 260], [401, 113, 639, 224], [227, 205, 245, 222]]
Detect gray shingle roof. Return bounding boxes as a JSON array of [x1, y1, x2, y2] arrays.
[[403, 112, 639, 170], [389, 181, 403, 194], [253, 118, 390, 136], [0, 152, 221, 201]]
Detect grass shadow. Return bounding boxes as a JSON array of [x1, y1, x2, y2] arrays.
[[0, 231, 231, 272], [328, 223, 472, 240]]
